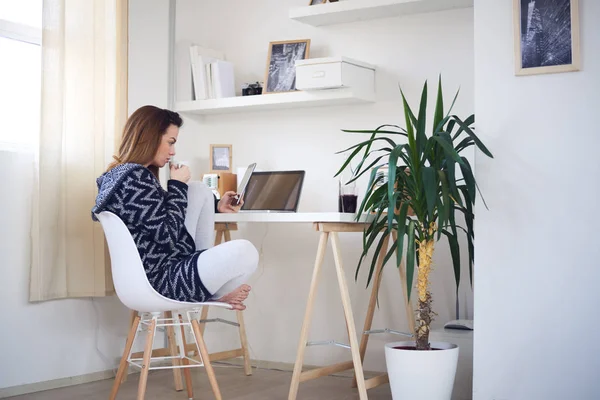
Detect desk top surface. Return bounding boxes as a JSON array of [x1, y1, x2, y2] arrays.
[[214, 212, 375, 223]]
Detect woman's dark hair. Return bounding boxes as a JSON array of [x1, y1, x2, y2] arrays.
[[108, 105, 183, 178]]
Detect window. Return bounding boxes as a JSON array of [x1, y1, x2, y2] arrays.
[[0, 0, 42, 28], [0, 0, 42, 149]]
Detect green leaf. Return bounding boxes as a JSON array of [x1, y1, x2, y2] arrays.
[[366, 232, 390, 287], [356, 168, 378, 217], [416, 81, 428, 154], [433, 115, 452, 136], [457, 185, 475, 286], [431, 135, 464, 165], [446, 119, 457, 136], [433, 75, 444, 135], [445, 87, 461, 119], [438, 170, 450, 235], [342, 128, 408, 137], [442, 230, 461, 294], [451, 115, 493, 158], [335, 137, 397, 158], [400, 88, 417, 154], [346, 155, 387, 185], [422, 167, 437, 221], [387, 147, 404, 230], [395, 202, 409, 267], [459, 157, 476, 203], [445, 158, 462, 207], [406, 220, 416, 301]]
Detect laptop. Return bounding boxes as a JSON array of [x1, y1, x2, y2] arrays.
[[239, 170, 305, 213]]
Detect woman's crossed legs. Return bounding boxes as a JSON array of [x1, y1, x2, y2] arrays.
[[185, 181, 258, 310], [196, 240, 258, 310]]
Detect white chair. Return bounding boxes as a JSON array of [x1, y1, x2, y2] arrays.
[[96, 211, 233, 400]]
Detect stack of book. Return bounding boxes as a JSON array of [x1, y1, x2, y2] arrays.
[[175, 42, 235, 101]]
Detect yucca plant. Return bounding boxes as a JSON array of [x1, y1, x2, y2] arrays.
[[335, 77, 493, 350]]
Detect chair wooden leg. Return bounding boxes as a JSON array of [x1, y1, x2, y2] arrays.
[[121, 310, 138, 384], [165, 311, 184, 391], [179, 314, 194, 400], [236, 310, 252, 376], [110, 315, 140, 400], [199, 306, 209, 336], [137, 317, 157, 400], [191, 319, 222, 400]]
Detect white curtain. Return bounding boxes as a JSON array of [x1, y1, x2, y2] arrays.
[[30, 0, 128, 301]]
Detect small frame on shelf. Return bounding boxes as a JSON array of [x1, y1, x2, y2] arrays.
[[263, 39, 311, 94], [209, 144, 233, 173], [513, 0, 580, 76]]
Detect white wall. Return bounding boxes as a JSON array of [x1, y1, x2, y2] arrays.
[[0, 149, 129, 393], [473, 1, 600, 399], [174, 0, 475, 372], [0, 0, 170, 393]]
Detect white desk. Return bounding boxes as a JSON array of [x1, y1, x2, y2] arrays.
[[213, 212, 414, 400], [214, 212, 374, 223]]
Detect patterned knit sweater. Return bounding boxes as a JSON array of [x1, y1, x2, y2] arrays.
[[92, 163, 213, 302]]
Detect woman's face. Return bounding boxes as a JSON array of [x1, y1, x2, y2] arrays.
[[151, 124, 179, 168]]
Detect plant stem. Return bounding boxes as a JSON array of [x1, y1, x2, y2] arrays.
[[415, 223, 436, 350]]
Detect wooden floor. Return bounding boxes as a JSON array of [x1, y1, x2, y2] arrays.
[[6, 365, 393, 400]]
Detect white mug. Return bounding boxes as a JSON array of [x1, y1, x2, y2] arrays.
[[170, 160, 189, 169]]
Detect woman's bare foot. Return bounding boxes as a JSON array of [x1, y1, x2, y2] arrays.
[[216, 284, 251, 309]]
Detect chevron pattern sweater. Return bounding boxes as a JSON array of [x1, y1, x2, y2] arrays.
[[92, 163, 211, 302]]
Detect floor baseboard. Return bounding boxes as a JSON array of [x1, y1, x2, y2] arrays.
[[0, 358, 382, 398], [0, 369, 117, 399]]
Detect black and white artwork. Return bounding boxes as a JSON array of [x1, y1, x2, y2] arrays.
[[210, 144, 232, 173], [516, 0, 580, 75], [264, 40, 310, 93]]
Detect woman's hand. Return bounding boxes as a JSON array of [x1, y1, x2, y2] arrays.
[[170, 164, 190, 183], [218, 191, 243, 213]]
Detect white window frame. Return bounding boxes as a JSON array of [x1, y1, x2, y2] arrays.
[[0, 19, 41, 151], [0, 18, 41, 45]]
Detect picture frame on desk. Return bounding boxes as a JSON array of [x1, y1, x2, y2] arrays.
[[263, 39, 310, 94], [513, 0, 580, 76], [209, 144, 232, 173]]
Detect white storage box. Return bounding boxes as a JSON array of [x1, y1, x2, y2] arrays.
[[295, 56, 375, 93]]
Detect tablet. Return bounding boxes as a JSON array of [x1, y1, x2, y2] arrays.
[[233, 163, 256, 205]]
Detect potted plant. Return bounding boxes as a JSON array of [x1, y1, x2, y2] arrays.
[[336, 77, 493, 399]]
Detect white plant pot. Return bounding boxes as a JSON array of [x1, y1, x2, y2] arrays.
[[384, 341, 459, 400]]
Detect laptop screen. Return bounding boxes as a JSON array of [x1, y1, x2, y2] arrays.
[[241, 171, 305, 212]]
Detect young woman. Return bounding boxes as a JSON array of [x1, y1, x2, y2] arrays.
[[92, 105, 257, 310]]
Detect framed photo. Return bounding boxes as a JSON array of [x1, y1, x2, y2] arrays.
[[209, 144, 232, 173], [263, 39, 311, 94], [514, 0, 580, 76]]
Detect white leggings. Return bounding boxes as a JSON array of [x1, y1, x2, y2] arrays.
[[184, 182, 258, 299]]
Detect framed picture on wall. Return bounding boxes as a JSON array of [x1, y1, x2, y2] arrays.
[[209, 144, 232, 173], [263, 39, 311, 94], [513, 0, 580, 76]]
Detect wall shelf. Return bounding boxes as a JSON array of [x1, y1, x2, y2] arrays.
[[174, 88, 374, 115], [289, 0, 473, 27]]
